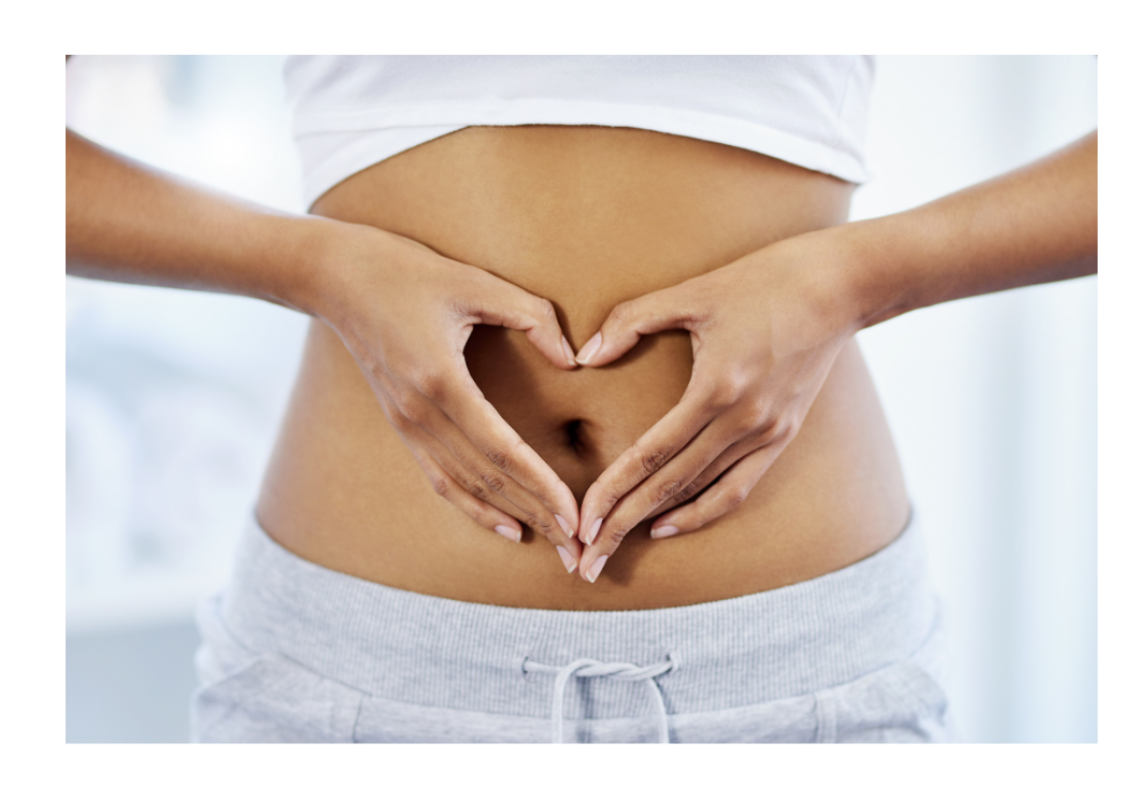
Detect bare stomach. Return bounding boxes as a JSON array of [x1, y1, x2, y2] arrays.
[[256, 125, 910, 610]]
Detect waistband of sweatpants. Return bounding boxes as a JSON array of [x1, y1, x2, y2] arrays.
[[216, 509, 938, 718]]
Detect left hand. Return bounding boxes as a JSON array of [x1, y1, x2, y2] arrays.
[[572, 229, 862, 582]]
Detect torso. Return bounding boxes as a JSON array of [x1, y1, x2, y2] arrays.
[[256, 125, 909, 610]]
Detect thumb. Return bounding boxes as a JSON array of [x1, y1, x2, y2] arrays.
[[465, 277, 576, 370], [575, 286, 698, 367]]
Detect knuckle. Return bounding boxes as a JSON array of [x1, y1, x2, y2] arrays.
[[417, 371, 449, 404], [480, 471, 506, 493], [739, 396, 771, 428], [596, 490, 623, 510], [406, 402, 432, 427], [386, 407, 414, 434], [535, 298, 556, 321], [608, 300, 635, 328], [394, 388, 437, 427], [748, 428, 775, 450], [465, 478, 488, 500], [527, 511, 553, 533], [361, 353, 385, 378], [607, 524, 630, 547], [585, 482, 618, 510], [707, 382, 744, 412], [776, 418, 798, 442], [430, 475, 451, 497], [639, 447, 671, 477], [725, 485, 751, 509], [485, 449, 511, 471], [754, 416, 790, 446], [392, 386, 422, 418], [677, 481, 702, 502], [653, 478, 683, 503], [734, 411, 768, 439]]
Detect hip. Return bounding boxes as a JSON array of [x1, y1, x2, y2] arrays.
[[193, 509, 952, 743]]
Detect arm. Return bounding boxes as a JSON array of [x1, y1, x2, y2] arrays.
[[844, 131, 1096, 328], [67, 126, 586, 564], [571, 130, 1096, 583], [68, 129, 328, 309]]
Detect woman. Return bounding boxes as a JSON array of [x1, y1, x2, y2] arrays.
[[66, 56, 1096, 743]]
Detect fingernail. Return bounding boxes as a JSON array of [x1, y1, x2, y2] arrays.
[[556, 546, 578, 573], [585, 555, 608, 583], [574, 332, 602, 365], [650, 525, 680, 539], [495, 525, 521, 542], [555, 514, 575, 538], [561, 336, 576, 366], [586, 517, 603, 545]]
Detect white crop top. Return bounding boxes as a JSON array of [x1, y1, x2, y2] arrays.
[[284, 56, 875, 209]]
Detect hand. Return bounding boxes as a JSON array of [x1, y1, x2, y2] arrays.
[[572, 229, 861, 582], [314, 224, 584, 568]]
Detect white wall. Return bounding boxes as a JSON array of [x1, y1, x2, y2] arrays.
[[65, 56, 1097, 742], [66, 57, 309, 633], [853, 56, 1097, 742]]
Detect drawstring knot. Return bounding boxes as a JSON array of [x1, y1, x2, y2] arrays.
[[523, 655, 675, 743]]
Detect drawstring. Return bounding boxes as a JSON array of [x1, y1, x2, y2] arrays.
[[522, 655, 675, 743]]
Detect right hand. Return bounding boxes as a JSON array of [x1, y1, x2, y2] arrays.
[[312, 223, 583, 568]]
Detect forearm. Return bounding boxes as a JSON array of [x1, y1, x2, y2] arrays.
[[66, 128, 341, 316], [838, 131, 1097, 328]]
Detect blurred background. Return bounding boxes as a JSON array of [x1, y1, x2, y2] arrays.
[[65, 55, 1097, 743]]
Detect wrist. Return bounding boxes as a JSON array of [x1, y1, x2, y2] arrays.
[[759, 221, 890, 340], [269, 215, 381, 321], [817, 212, 934, 331]]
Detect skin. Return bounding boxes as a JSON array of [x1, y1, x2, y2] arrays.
[[258, 125, 908, 608], [572, 130, 1097, 581], [66, 57, 1096, 606], [66, 129, 586, 561]]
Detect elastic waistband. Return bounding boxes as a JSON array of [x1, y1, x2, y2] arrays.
[[218, 512, 936, 719]]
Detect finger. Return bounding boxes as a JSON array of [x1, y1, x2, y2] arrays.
[[412, 433, 586, 570], [434, 371, 582, 538], [577, 421, 738, 557], [648, 446, 782, 538], [411, 418, 585, 563], [576, 420, 739, 581], [577, 386, 712, 546], [574, 286, 702, 367], [644, 432, 765, 521], [406, 443, 523, 543], [388, 347, 581, 546], [410, 380, 582, 552], [396, 423, 535, 525], [463, 276, 576, 370]]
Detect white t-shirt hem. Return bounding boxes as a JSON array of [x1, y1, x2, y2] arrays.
[[297, 101, 870, 209]]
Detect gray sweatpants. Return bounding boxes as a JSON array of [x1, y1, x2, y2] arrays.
[[192, 511, 954, 743]]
